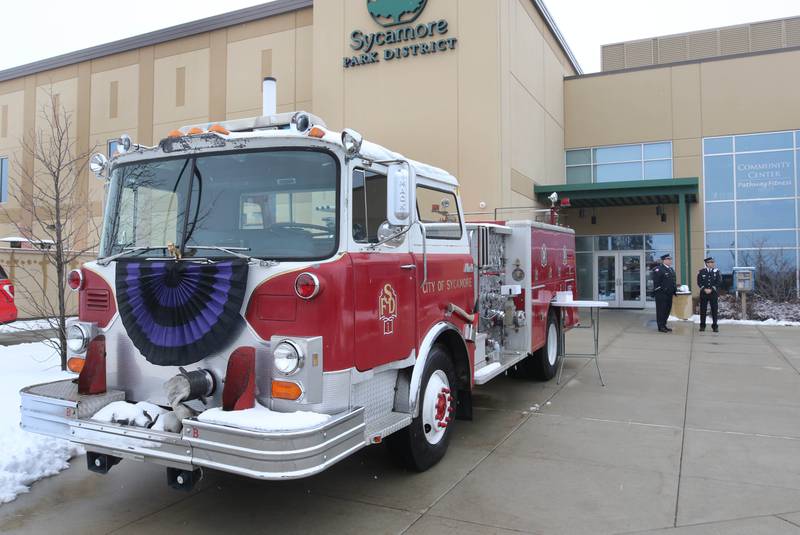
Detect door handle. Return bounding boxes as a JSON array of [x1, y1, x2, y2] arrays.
[[400, 264, 416, 270]]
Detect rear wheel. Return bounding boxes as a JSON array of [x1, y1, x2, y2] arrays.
[[508, 312, 561, 380], [388, 344, 456, 471]]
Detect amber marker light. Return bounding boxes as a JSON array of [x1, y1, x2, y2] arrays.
[[208, 124, 230, 135], [167, 129, 184, 138], [271, 380, 302, 400], [67, 357, 85, 374], [186, 127, 204, 135], [308, 126, 326, 139]]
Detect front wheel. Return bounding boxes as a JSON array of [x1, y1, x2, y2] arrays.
[[388, 344, 456, 471]]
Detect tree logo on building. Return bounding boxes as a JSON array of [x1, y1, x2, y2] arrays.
[[367, 0, 428, 27]]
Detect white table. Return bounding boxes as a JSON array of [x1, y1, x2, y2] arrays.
[[551, 300, 609, 386]]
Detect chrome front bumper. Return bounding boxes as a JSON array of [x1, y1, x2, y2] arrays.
[[20, 380, 366, 480]]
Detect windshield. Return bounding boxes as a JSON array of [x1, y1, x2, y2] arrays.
[[101, 149, 339, 260]]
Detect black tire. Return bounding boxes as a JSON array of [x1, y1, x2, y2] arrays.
[[509, 312, 561, 380], [388, 344, 456, 472]]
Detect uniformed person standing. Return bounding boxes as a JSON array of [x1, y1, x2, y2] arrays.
[[697, 256, 722, 332], [651, 253, 677, 333]]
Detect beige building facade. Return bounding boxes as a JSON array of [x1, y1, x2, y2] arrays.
[[561, 20, 800, 306], [1, 1, 798, 316]]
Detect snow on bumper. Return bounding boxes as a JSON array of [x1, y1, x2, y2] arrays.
[[20, 380, 366, 480]]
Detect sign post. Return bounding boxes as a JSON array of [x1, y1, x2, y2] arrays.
[[732, 266, 755, 320]]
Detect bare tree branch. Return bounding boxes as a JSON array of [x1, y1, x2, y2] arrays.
[[1, 87, 99, 369]]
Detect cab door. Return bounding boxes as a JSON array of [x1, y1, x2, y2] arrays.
[[350, 166, 417, 371]]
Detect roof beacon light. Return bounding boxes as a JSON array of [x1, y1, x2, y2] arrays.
[[308, 126, 325, 139], [208, 124, 230, 135], [292, 112, 311, 134]]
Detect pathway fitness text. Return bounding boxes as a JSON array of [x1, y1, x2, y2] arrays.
[[344, 19, 458, 69]]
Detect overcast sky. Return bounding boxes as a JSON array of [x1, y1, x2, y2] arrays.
[[1, 0, 798, 73]]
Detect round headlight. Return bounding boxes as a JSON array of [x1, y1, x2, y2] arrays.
[[66, 324, 90, 353], [273, 341, 303, 375]]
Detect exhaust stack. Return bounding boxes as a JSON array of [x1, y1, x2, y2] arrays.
[[262, 77, 276, 116]]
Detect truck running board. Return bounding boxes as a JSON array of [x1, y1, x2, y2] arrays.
[[365, 412, 412, 444], [473, 351, 530, 385]]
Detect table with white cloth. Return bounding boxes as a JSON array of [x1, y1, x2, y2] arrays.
[[550, 300, 609, 386]]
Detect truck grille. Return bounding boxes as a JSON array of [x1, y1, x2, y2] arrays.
[[85, 289, 110, 311]]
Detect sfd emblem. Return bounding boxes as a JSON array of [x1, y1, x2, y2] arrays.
[[378, 283, 398, 335]]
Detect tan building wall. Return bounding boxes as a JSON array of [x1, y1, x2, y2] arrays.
[[312, 0, 575, 216], [0, 1, 576, 317], [564, 47, 800, 285], [0, 248, 86, 318], [0, 7, 313, 317]]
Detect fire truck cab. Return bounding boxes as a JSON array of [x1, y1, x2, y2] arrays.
[[20, 111, 577, 489]]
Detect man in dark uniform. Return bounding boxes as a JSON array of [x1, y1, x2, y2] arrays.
[[651, 253, 677, 333], [697, 256, 722, 332]]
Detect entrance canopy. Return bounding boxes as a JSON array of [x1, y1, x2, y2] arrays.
[[533, 178, 698, 208], [534, 178, 699, 286]]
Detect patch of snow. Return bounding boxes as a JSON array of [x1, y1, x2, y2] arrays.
[[197, 402, 331, 432], [92, 401, 168, 428], [669, 314, 800, 327], [0, 318, 70, 334], [0, 340, 83, 504], [474, 362, 502, 381]]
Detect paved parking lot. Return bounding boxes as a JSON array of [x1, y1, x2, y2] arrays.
[[2, 310, 800, 534]]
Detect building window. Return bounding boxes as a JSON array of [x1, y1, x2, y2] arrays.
[[703, 130, 800, 295], [565, 142, 673, 184], [0, 157, 8, 203]]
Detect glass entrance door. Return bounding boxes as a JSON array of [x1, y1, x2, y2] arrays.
[[619, 253, 644, 308], [595, 251, 645, 308], [596, 253, 617, 305]]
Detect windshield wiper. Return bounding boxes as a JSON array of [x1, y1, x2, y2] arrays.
[[98, 246, 170, 266], [184, 245, 252, 261]]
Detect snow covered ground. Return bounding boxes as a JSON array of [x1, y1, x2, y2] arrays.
[[669, 314, 800, 327], [0, 340, 82, 504], [0, 318, 61, 334]]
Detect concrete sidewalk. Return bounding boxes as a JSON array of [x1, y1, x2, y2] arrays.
[[2, 310, 800, 534]]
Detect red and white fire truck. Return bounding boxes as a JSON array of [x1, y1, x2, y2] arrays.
[[20, 110, 577, 490]]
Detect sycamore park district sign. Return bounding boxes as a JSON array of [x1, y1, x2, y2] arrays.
[[344, 0, 458, 69]]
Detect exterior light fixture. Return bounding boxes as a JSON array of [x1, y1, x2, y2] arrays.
[[117, 134, 133, 154], [661, 213, 667, 223]]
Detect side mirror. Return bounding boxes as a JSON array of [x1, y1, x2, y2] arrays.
[[89, 153, 109, 179], [341, 129, 363, 158], [376, 221, 405, 247], [387, 163, 414, 226]]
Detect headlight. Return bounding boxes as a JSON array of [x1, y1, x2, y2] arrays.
[[273, 341, 303, 375], [66, 324, 90, 353]]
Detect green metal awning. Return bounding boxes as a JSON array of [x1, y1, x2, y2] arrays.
[[534, 177, 699, 287], [533, 178, 699, 208]]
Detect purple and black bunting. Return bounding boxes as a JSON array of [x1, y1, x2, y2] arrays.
[[115, 260, 249, 366]]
